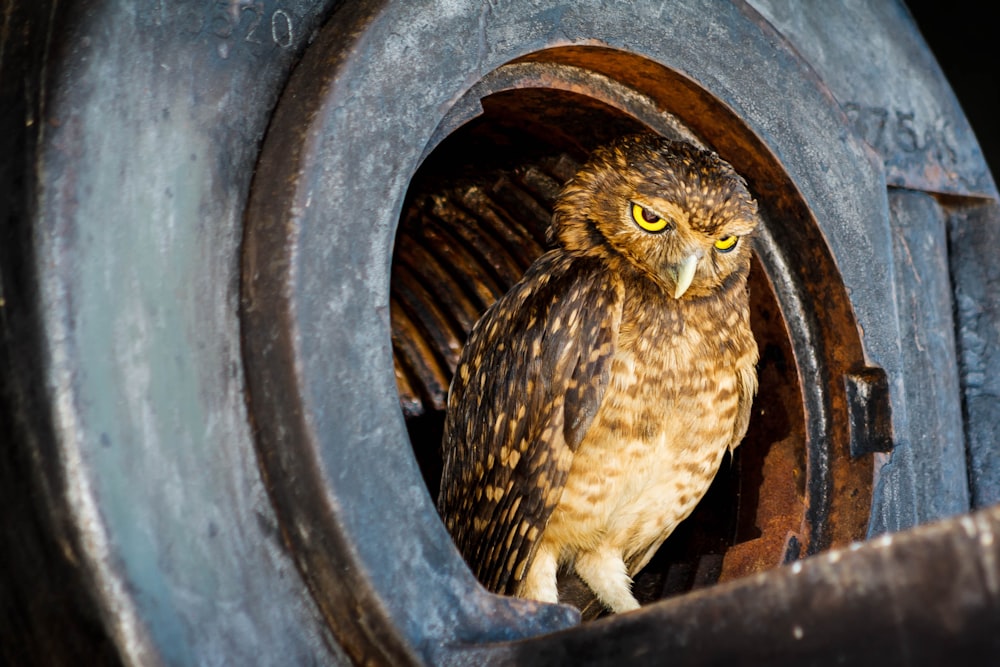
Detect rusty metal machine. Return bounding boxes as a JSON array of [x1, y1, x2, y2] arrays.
[[2, 2, 999, 664]]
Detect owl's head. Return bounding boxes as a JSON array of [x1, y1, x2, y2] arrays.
[[553, 135, 759, 299]]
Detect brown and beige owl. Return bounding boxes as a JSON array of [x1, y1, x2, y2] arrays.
[[437, 134, 760, 615]]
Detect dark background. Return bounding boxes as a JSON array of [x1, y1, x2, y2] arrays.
[[907, 2, 1000, 186]]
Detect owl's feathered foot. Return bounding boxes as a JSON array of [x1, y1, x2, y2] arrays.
[[573, 548, 640, 613], [521, 544, 640, 614], [520, 545, 560, 605]]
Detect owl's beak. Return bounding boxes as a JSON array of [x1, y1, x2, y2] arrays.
[[671, 253, 699, 299]]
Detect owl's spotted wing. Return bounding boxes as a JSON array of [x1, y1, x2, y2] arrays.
[[438, 251, 623, 597], [730, 360, 758, 451]]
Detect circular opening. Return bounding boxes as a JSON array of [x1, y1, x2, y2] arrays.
[[390, 82, 811, 617], [242, 26, 881, 654]]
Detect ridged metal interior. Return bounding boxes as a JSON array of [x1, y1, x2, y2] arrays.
[[392, 153, 574, 419]]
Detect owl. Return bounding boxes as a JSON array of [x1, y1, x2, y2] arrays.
[[436, 134, 760, 615]]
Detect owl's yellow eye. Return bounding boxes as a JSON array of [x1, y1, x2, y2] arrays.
[[631, 203, 670, 233], [714, 235, 738, 253]]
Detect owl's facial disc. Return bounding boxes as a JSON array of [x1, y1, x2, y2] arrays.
[[670, 253, 699, 299]]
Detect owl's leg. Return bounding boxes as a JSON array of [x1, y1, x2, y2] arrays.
[[520, 545, 559, 604], [574, 548, 640, 613]]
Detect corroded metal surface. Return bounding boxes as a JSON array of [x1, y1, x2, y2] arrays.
[[750, 0, 998, 198], [949, 199, 1000, 508], [4, 1, 996, 664]]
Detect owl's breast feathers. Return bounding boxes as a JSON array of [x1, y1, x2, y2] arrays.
[[437, 248, 756, 597]]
